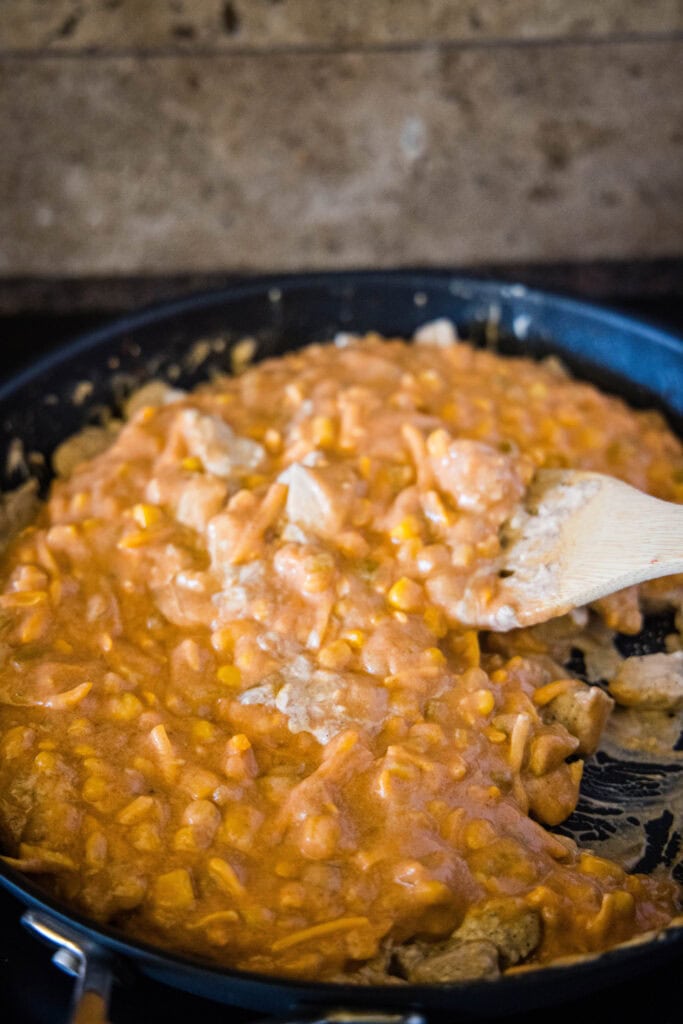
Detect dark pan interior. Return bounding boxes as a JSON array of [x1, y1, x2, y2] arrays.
[[1, 271, 682, 1018]]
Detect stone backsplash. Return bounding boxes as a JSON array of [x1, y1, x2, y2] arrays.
[[1, 1, 682, 307]]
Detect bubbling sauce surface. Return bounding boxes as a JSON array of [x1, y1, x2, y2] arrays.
[[0, 328, 681, 980]]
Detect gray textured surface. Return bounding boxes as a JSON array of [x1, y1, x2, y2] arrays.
[[1, 41, 682, 275], [3, 0, 683, 50]]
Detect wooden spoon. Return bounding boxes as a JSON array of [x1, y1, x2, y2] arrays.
[[460, 469, 683, 631]]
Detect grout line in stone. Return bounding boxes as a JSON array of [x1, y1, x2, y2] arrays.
[[0, 29, 683, 61]]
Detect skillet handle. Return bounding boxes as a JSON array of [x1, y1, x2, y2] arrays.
[[21, 911, 426, 1024], [21, 909, 113, 1024]]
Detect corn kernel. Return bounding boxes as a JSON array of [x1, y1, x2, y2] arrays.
[[472, 689, 495, 716], [415, 879, 451, 904], [490, 669, 508, 684], [116, 795, 155, 825], [132, 503, 163, 528], [318, 639, 352, 670], [137, 405, 156, 424], [179, 766, 220, 800], [302, 554, 335, 594], [464, 818, 496, 850], [228, 733, 251, 753], [423, 605, 448, 638], [341, 628, 366, 649], [387, 576, 423, 612], [532, 679, 574, 706], [118, 531, 151, 550], [235, 648, 259, 671], [426, 429, 450, 458], [219, 805, 264, 852], [217, 664, 242, 687], [98, 632, 113, 653], [109, 692, 143, 721], [74, 744, 97, 757], [451, 630, 480, 669], [210, 627, 235, 654], [275, 860, 299, 879], [264, 428, 283, 454], [423, 646, 446, 666], [192, 719, 218, 743], [312, 415, 336, 448], [389, 515, 422, 542], [173, 826, 198, 852], [34, 751, 57, 773], [154, 868, 195, 910], [448, 756, 467, 781], [208, 857, 245, 897], [484, 726, 507, 744], [298, 814, 340, 860], [83, 776, 107, 802], [357, 456, 372, 480], [131, 822, 162, 853], [181, 456, 203, 472]]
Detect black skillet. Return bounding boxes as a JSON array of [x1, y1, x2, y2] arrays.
[[0, 272, 682, 1023]]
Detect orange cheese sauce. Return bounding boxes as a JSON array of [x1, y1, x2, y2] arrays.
[[0, 331, 680, 979]]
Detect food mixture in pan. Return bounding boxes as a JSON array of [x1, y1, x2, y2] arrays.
[[0, 324, 682, 982]]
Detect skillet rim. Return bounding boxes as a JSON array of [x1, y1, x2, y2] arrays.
[[0, 268, 682, 1014]]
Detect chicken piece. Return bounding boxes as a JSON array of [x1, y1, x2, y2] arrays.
[[527, 725, 580, 776], [174, 409, 265, 477], [280, 461, 362, 541], [524, 760, 583, 826], [414, 318, 458, 347], [452, 898, 541, 967], [608, 651, 683, 712], [426, 433, 528, 521], [544, 680, 613, 755], [149, 473, 228, 532], [395, 939, 500, 983]]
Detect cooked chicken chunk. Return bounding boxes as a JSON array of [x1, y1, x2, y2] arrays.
[[609, 651, 683, 711], [403, 940, 500, 984], [453, 898, 542, 967], [544, 680, 613, 754]]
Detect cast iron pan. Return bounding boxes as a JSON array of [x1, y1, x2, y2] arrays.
[[0, 272, 682, 1023]]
